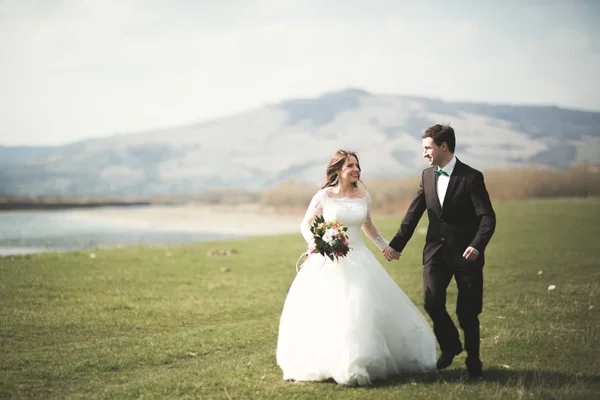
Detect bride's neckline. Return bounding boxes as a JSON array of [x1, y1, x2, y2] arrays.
[[323, 188, 368, 201]]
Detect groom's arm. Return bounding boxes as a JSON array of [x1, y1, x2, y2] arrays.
[[469, 171, 496, 253], [388, 171, 427, 253]]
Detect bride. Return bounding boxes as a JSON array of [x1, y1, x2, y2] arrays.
[[276, 150, 437, 386]]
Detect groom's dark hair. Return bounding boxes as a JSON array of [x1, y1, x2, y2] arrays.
[[423, 124, 456, 153]]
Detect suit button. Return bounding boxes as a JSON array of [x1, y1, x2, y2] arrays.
[[441, 237, 445, 242]]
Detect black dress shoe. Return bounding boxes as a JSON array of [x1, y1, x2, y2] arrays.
[[466, 358, 483, 379], [436, 349, 462, 370]]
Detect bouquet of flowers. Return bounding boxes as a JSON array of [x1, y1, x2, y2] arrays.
[[310, 215, 351, 260], [296, 216, 351, 272], [309, 215, 350, 261]]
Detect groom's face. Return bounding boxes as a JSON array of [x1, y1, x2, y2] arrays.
[[422, 138, 443, 166]]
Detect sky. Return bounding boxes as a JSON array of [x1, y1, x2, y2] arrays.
[[1, 0, 599, 146]]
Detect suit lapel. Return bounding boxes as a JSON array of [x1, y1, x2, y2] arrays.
[[441, 158, 462, 211], [428, 168, 443, 216]]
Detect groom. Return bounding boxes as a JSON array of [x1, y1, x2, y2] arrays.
[[383, 124, 496, 379]]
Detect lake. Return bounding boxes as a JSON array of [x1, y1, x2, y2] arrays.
[[0, 207, 239, 256]]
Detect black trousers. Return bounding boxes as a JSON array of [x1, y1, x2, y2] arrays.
[[423, 250, 483, 366]]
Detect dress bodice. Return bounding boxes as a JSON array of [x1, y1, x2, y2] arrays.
[[321, 192, 369, 248], [301, 189, 388, 251]]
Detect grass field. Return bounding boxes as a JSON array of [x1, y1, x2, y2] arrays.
[[1, 199, 599, 399]]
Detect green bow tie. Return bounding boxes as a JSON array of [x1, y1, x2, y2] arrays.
[[434, 169, 449, 176]]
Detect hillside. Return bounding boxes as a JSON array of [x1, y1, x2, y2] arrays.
[[2, 89, 599, 196]]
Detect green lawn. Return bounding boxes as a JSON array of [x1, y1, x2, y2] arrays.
[[1, 199, 599, 399]]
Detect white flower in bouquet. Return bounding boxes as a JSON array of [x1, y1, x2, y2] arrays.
[[322, 228, 338, 245]]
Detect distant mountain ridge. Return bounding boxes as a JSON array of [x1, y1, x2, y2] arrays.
[[0, 146, 60, 165], [1, 88, 599, 196]]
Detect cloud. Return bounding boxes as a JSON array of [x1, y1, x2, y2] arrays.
[[0, 0, 598, 145]]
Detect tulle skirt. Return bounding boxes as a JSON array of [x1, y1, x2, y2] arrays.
[[276, 245, 437, 386]]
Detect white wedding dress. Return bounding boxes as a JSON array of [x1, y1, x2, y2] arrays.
[[276, 189, 437, 386]]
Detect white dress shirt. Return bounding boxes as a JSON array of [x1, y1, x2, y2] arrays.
[[436, 156, 456, 208]]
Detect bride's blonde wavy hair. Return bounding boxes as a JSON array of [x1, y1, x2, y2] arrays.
[[321, 150, 362, 189]]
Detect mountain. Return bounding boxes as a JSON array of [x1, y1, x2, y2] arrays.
[[1, 88, 599, 196], [0, 146, 60, 165]]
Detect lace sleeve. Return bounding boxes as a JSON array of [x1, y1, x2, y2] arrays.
[[361, 192, 388, 250], [300, 190, 325, 245]]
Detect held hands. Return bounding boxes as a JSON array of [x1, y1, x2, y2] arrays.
[[382, 245, 401, 262]]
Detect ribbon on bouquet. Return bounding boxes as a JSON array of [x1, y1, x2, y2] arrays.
[[295, 251, 310, 273]]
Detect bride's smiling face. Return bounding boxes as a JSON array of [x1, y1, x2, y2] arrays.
[[338, 155, 361, 184]]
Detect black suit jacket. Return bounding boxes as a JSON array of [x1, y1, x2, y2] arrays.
[[389, 159, 496, 268]]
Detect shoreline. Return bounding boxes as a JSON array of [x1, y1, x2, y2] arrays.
[[0, 201, 154, 212]]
